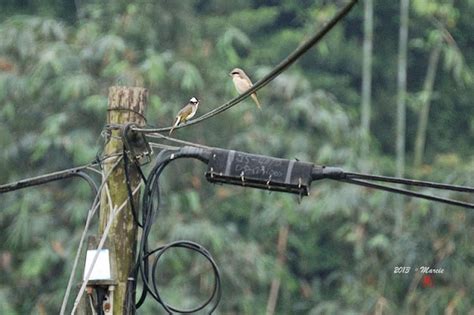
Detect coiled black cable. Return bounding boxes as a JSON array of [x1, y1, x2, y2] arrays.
[[143, 240, 221, 314], [129, 147, 221, 314]]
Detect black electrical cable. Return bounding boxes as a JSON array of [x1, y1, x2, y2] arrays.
[[0, 167, 99, 195], [131, 0, 359, 134], [144, 133, 211, 150], [134, 150, 186, 310], [131, 147, 221, 314], [145, 241, 221, 314], [95, 287, 107, 315], [345, 171, 474, 193], [340, 178, 474, 209], [311, 166, 474, 209], [134, 150, 176, 310], [74, 171, 99, 195], [0, 154, 122, 194], [123, 148, 144, 228], [128, 144, 474, 313]]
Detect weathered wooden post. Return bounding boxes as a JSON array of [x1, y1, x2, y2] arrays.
[[98, 86, 147, 314]]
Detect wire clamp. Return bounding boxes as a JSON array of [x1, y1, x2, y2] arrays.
[[266, 175, 272, 189], [121, 123, 152, 165], [240, 171, 245, 185]]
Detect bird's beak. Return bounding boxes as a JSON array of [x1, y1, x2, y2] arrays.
[[228, 72, 233, 77]]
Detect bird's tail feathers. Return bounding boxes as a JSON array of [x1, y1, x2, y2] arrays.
[[251, 93, 262, 110], [169, 116, 180, 135]]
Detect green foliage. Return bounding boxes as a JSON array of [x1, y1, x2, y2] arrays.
[[0, 0, 473, 314]]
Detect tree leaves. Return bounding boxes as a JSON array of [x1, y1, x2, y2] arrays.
[[169, 61, 204, 91], [1, 1, 473, 314]]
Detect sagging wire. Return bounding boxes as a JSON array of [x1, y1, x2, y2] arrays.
[[75, 171, 99, 195], [340, 178, 474, 209], [2, 153, 126, 314], [344, 171, 474, 193], [146, 133, 212, 149], [149, 142, 182, 151], [53, 138, 208, 313], [71, 178, 142, 314], [142, 241, 221, 314], [0, 164, 96, 194], [59, 156, 123, 315], [312, 166, 474, 209], [0, 153, 122, 194], [131, 0, 360, 134], [132, 147, 221, 314]]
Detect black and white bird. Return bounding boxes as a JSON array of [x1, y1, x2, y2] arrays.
[[229, 68, 261, 109], [169, 97, 200, 135]]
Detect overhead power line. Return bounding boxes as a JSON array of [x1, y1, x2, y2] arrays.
[[131, 0, 360, 134], [160, 146, 474, 210], [0, 154, 121, 195], [146, 133, 212, 149], [127, 144, 474, 312], [344, 171, 474, 193], [340, 178, 474, 209], [0, 164, 96, 194]]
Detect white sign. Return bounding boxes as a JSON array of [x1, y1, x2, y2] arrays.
[[83, 249, 111, 280]]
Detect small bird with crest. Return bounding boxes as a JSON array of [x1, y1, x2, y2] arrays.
[[169, 97, 200, 135]]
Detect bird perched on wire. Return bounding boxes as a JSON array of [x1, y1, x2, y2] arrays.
[[169, 97, 200, 135], [229, 68, 261, 109]]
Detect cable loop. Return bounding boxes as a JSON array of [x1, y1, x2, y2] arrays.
[[143, 240, 221, 314], [133, 148, 221, 313]]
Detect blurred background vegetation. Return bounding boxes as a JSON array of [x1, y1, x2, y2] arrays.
[[1, 0, 473, 314]]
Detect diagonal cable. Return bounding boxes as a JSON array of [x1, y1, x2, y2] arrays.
[[59, 157, 123, 315], [340, 178, 474, 209], [131, 0, 359, 134], [345, 171, 474, 193], [0, 154, 122, 194], [71, 182, 142, 314]]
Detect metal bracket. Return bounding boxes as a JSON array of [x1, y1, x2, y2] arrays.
[[121, 123, 153, 165]]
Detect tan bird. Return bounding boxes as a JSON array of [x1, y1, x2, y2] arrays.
[[169, 97, 200, 135], [229, 68, 261, 109]]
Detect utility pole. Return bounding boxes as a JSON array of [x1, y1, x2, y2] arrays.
[[98, 86, 147, 314]]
